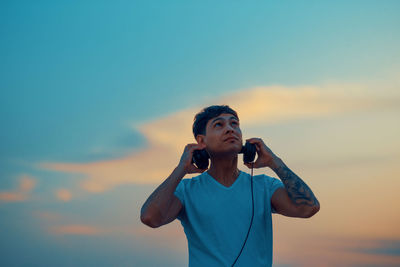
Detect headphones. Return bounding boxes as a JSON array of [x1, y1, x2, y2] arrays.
[[192, 141, 256, 266]]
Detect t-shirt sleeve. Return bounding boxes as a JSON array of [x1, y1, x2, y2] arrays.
[[174, 180, 185, 205], [266, 175, 285, 214], [173, 179, 185, 220]]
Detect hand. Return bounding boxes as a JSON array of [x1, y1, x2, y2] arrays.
[[244, 138, 280, 169], [177, 143, 208, 175]]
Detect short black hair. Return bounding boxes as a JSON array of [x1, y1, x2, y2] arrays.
[[192, 105, 239, 138]]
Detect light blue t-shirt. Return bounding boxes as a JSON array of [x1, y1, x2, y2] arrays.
[[174, 170, 285, 267]]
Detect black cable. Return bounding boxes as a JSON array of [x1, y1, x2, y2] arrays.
[[231, 163, 254, 267]]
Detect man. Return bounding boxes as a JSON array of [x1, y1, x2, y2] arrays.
[[140, 105, 320, 266]]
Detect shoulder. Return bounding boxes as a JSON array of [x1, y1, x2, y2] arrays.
[[178, 172, 205, 188], [257, 173, 282, 184], [241, 171, 284, 190], [240, 171, 277, 183]]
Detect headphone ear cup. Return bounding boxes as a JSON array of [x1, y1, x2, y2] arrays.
[[192, 149, 210, 169], [242, 141, 256, 163]]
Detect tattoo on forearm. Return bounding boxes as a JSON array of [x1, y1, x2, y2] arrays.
[[274, 163, 319, 207]]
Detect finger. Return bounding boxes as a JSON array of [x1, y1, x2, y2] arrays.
[[246, 138, 265, 152], [245, 138, 256, 143], [186, 145, 204, 156], [189, 143, 206, 151], [254, 143, 261, 152], [183, 144, 194, 153], [246, 139, 261, 153], [186, 143, 204, 148], [245, 138, 263, 145], [185, 143, 196, 148]]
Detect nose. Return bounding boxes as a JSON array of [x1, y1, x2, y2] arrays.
[[225, 124, 235, 133]]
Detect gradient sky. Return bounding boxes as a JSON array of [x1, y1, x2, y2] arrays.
[[1, 1, 400, 266]]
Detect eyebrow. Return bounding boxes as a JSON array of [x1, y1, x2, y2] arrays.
[[211, 116, 239, 125]]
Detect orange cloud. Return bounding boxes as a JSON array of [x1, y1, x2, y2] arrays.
[[0, 174, 36, 202], [36, 84, 399, 193], [273, 234, 400, 267], [37, 209, 180, 239], [0, 192, 26, 202], [36, 211, 103, 236], [55, 189, 72, 202], [49, 224, 103, 236], [223, 84, 399, 126]]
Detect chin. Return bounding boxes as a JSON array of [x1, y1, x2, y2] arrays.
[[223, 143, 242, 154]]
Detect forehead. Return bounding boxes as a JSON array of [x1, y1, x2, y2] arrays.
[[207, 113, 238, 126]]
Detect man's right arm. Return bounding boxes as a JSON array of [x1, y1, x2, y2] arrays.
[[140, 143, 206, 228], [140, 166, 185, 228]]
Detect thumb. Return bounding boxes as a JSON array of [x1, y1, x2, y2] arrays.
[[245, 162, 257, 168]]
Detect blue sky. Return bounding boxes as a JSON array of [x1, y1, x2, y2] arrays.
[[1, 1, 399, 165], [1, 1, 400, 266]]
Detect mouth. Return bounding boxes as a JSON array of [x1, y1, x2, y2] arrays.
[[224, 137, 238, 142]]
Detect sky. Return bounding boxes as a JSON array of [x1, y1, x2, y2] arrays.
[[1, 1, 400, 266]]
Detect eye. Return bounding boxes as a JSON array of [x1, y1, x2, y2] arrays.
[[215, 122, 222, 127]]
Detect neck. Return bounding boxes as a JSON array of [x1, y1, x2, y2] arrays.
[[207, 154, 240, 186]]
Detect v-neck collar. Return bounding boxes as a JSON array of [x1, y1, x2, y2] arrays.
[[205, 170, 243, 190]]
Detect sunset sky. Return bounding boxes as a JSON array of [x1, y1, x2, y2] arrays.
[[1, 1, 400, 266]]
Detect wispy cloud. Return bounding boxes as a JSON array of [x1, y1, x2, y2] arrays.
[[0, 174, 36, 202], [36, 211, 104, 236], [274, 235, 400, 267], [35, 84, 400, 194], [36, 209, 183, 242], [350, 239, 400, 257], [49, 224, 104, 236], [55, 188, 72, 202]]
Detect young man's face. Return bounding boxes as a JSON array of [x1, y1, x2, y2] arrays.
[[197, 113, 243, 156]]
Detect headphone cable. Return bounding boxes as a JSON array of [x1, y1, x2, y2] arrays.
[[231, 162, 254, 267]]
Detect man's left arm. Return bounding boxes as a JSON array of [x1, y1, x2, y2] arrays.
[[245, 138, 320, 218], [270, 157, 320, 217]]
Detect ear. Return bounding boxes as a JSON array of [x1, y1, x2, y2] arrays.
[[196, 134, 206, 146]]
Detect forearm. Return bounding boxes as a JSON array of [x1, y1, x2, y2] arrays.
[[140, 166, 185, 225], [271, 157, 320, 208]]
